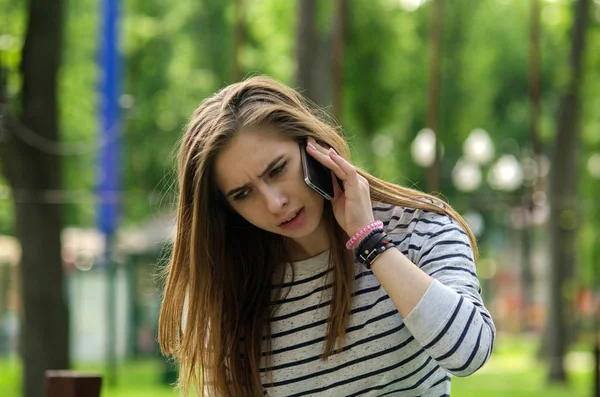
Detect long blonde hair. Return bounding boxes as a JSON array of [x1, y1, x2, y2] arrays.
[[158, 75, 477, 396]]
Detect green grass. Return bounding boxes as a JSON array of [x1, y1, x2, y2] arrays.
[[0, 358, 179, 397], [451, 335, 594, 397], [0, 335, 595, 396]]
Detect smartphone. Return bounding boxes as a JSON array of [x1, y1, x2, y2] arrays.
[[299, 139, 335, 200]]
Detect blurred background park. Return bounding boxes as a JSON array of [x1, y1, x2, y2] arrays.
[[0, 0, 599, 396]]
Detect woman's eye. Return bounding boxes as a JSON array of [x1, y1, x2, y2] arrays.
[[270, 161, 287, 177], [233, 190, 249, 201]]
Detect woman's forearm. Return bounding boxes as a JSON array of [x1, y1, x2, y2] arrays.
[[369, 247, 433, 318]]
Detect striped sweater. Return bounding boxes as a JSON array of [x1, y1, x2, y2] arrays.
[[260, 203, 496, 396]]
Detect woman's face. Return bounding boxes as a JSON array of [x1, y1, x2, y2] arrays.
[[213, 126, 330, 258]]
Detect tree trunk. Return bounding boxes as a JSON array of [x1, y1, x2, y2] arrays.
[[522, 0, 542, 333], [0, 1, 70, 396], [314, 31, 332, 109], [232, 0, 244, 82], [520, 209, 534, 332], [546, 0, 590, 384], [296, 0, 319, 103], [426, 0, 444, 194], [529, 0, 542, 160], [0, 263, 9, 354], [331, 0, 346, 124]]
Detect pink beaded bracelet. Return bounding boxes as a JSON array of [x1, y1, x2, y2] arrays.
[[346, 220, 384, 250]]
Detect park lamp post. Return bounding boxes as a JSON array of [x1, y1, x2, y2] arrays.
[[411, 126, 529, 227], [411, 127, 497, 239], [451, 128, 496, 193], [451, 128, 495, 245], [412, 128, 534, 285]]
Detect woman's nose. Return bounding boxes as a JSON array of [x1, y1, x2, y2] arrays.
[[263, 186, 287, 214]]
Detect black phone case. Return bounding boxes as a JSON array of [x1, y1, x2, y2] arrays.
[[299, 140, 335, 200]]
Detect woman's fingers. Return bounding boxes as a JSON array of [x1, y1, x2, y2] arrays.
[[327, 148, 361, 188], [331, 170, 344, 199], [307, 138, 369, 193], [306, 140, 347, 180]]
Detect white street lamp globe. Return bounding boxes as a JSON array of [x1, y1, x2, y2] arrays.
[[487, 154, 524, 192], [411, 128, 436, 168], [463, 128, 495, 165], [398, 0, 426, 12], [452, 158, 482, 192], [587, 153, 600, 179]]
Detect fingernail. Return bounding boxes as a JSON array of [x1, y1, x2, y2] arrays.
[[329, 148, 338, 156]]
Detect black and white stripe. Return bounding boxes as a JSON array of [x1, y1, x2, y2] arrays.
[[260, 202, 495, 396]]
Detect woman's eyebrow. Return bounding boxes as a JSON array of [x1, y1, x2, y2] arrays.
[[225, 154, 286, 197]]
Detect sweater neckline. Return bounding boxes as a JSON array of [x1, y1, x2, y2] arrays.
[[288, 249, 331, 277]]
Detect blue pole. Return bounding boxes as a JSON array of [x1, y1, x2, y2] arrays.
[[97, 0, 120, 387], [97, 0, 121, 236]]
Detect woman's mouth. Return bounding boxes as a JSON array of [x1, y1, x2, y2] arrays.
[[278, 208, 305, 230]]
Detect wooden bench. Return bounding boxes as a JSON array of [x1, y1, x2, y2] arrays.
[[45, 371, 102, 397]]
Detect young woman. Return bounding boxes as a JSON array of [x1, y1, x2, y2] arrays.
[[159, 76, 495, 396]]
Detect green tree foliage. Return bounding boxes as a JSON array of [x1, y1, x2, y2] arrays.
[[1, 0, 599, 289]]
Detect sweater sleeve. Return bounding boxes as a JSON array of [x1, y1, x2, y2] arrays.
[[401, 216, 496, 376]]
